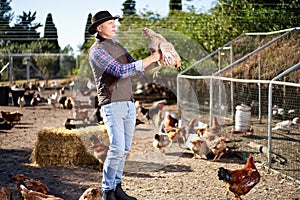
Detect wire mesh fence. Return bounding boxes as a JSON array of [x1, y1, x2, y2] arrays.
[[0, 53, 77, 83], [177, 27, 300, 182]]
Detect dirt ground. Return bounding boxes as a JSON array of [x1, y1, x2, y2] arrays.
[[0, 88, 299, 200]]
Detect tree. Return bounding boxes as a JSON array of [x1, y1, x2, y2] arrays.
[[34, 55, 58, 83], [0, 0, 13, 46], [169, 0, 182, 12], [213, 0, 300, 32], [8, 11, 42, 44], [28, 41, 60, 81], [59, 45, 76, 76], [84, 13, 92, 44], [122, 0, 136, 15], [43, 13, 59, 49]]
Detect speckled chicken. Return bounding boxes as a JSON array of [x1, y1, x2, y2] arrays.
[[143, 27, 181, 77], [153, 133, 171, 153]]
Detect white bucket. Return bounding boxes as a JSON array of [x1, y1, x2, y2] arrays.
[[235, 105, 251, 131]]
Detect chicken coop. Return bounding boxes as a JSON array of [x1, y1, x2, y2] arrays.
[[177, 27, 300, 182]]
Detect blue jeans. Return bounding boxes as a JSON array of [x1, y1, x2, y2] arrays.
[[100, 100, 136, 192]]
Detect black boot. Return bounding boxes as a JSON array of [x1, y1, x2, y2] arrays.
[[114, 183, 137, 200], [102, 189, 116, 200]]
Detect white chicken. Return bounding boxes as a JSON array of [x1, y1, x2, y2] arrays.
[[143, 27, 181, 77], [272, 117, 300, 133], [18, 96, 26, 107], [87, 78, 96, 90], [47, 91, 58, 109]]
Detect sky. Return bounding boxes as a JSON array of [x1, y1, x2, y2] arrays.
[[11, 0, 216, 54]]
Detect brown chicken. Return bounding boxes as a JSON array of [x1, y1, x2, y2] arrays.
[[79, 187, 101, 200], [218, 154, 261, 200], [19, 184, 63, 200], [1, 110, 23, 125], [196, 116, 226, 160], [190, 138, 207, 159], [73, 109, 89, 120], [0, 186, 11, 200], [143, 27, 181, 77], [89, 135, 109, 167], [163, 112, 179, 133], [197, 115, 221, 136], [153, 133, 171, 153], [10, 174, 49, 195], [64, 97, 74, 110], [166, 126, 186, 147], [210, 136, 227, 161], [197, 129, 227, 161]]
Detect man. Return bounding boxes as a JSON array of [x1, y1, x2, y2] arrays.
[[88, 10, 160, 200]]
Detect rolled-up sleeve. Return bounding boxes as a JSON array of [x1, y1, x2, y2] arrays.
[[89, 46, 143, 78]]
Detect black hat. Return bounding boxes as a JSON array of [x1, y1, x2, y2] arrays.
[[88, 11, 119, 35]]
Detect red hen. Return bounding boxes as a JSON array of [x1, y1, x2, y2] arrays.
[[218, 154, 260, 200]]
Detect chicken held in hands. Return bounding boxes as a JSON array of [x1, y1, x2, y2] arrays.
[[218, 153, 260, 200], [143, 27, 181, 77]]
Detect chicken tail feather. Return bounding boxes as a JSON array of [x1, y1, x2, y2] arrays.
[[218, 167, 231, 181]]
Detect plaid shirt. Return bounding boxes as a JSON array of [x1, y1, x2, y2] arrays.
[[89, 46, 143, 78]]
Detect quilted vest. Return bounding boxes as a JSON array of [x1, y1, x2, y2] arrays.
[[89, 35, 133, 106]]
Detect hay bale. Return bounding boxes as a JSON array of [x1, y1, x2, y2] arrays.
[[31, 126, 109, 167]]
